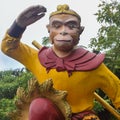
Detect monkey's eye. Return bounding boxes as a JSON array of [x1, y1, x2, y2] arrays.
[[66, 21, 79, 29], [67, 23, 78, 29], [52, 22, 62, 28]]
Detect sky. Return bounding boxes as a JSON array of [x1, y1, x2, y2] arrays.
[[0, 0, 110, 71]]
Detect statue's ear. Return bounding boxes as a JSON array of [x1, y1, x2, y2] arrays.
[[79, 26, 84, 34], [46, 24, 50, 33]]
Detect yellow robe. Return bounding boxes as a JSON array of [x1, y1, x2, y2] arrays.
[[1, 33, 120, 113]]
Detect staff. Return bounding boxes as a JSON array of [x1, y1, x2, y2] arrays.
[[94, 92, 120, 119]]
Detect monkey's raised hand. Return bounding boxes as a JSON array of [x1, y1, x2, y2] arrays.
[[16, 5, 47, 28]]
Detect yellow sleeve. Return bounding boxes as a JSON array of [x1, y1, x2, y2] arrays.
[[98, 64, 120, 109], [1, 32, 39, 70]]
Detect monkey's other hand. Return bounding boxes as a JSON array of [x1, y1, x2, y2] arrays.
[[16, 5, 47, 28]]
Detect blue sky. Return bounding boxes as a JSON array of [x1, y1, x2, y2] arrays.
[[0, 0, 110, 71]]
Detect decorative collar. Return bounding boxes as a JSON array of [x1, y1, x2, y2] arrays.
[[38, 47, 105, 76]]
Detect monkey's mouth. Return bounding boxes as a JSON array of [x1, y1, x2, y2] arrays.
[[55, 39, 74, 44]]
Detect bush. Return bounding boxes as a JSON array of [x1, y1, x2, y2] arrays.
[[0, 69, 34, 119], [0, 98, 16, 120]]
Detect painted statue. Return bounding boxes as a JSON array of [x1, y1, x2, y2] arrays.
[[1, 4, 120, 120]]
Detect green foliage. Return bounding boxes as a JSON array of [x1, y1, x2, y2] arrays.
[[0, 68, 33, 99], [93, 100, 104, 113], [96, 0, 120, 26], [0, 68, 34, 120], [89, 0, 120, 50], [42, 36, 51, 47], [89, 0, 120, 78], [0, 98, 16, 120]]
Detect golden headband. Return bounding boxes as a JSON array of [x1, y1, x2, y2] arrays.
[[49, 4, 81, 21]]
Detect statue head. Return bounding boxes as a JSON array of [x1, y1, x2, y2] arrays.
[[47, 4, 84, 54]]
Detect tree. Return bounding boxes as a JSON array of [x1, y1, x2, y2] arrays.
[[89, 0, 120, 77]]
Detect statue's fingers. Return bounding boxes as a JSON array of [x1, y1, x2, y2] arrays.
[[37, 5, 47, 13], [24, 6, 46, 18], [26, 5, 46, 14], [19, 5, 46, 18]]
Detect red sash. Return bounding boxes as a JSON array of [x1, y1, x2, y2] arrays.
[[38, 47, 105, 76]]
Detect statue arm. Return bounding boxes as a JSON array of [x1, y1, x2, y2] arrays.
[[98, 64, 120, 109], [1, 5, 46, 67]]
